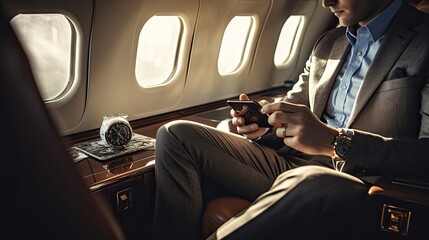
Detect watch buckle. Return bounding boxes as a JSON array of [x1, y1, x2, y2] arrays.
[[332, 158, 346, 172]]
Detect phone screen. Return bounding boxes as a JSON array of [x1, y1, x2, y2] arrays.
[[227, 100, 270, 127]]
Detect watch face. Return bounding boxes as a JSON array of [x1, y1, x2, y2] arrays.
[[105, 122, 132, 147], [336, 137, 352, 159]]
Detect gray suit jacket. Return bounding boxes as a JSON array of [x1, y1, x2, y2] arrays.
[[261, 2, 429, 175]]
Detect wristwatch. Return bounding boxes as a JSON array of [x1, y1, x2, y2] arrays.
[[331, 128, 353, 161]]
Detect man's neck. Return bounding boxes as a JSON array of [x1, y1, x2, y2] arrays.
[[359, 0, 394, 26]]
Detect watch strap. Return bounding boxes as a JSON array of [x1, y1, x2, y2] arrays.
[[331, 128, 354, 172]]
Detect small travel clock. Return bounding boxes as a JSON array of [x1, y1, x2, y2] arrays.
[[100, 114, 133, 148]]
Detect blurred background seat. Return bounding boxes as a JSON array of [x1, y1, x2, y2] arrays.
[[0, 4, 124, 239]]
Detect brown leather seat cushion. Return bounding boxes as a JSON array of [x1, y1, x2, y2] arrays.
[[202, 197, 252, 238], [410, 0, 429, 13], [416, 0, 429, 13]]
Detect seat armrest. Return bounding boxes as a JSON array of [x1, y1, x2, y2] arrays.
[[369, 177, 429, 206]]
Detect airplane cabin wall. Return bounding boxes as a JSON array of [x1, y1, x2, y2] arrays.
[[247, 0, 333, 92], [1, 0, 336, 135], [85, 0, 199, 133], [1, 0, 93, 135]]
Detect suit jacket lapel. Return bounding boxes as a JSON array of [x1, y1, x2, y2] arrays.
[[347, 4, 419, 127], [313, 37, 349, 119]]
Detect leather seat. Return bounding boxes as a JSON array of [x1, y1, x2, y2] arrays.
[[202, 197, 252, 238], [409, 0, 429, 11], [201, 0, 429, 238], [417, 0, 429, 12], [0, 4, 124, 239]]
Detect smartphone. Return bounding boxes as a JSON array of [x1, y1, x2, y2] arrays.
[[227, 100, 270, 127]]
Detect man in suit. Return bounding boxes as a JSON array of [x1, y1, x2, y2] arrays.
[[152, 0, 429, 239]]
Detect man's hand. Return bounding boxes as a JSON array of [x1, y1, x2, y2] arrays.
[[230, 93, 270, 140], [261, 101, 338, 156]]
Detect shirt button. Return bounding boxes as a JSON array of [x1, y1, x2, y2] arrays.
[[342, 85, 347, 90], [357, 51, 362, 56]]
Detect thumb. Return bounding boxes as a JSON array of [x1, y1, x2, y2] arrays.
[[239, 93, 250, 101]]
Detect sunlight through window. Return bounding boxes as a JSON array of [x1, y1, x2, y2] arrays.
[[274, 15, 305, 67], [218, 16, 256, 75], [10, 14, 75, 101], [135, 16, 182, 88]]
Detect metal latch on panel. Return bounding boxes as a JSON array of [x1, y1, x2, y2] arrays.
[[380, 204, 411, 236], [116, 187, 135, 213]]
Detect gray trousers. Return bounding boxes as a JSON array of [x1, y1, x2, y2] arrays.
[[152, 120, 372, 240]]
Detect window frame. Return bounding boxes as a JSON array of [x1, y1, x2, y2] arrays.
[[134, 15, 184, 88], [10, 13, 78, 102], [217, 15, 257, 76], [273, 15, 305, 68]]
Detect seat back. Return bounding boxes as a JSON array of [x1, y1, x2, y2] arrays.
[[0, 4, 124, 239], [409, 0, 429, 12]]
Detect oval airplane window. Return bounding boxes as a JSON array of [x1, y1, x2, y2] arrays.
[[135, 16, 182, 88], [274, 15, 305, 67], [218, 16, 256, 76], [10, 14, 75, 101]]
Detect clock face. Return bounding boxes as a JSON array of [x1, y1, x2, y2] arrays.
[[336, 137, 352, 159], [105, 122, 132, 147]]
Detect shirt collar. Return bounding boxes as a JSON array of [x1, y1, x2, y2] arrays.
[[346, 0, 402, 44]]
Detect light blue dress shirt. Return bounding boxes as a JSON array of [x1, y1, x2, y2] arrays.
[[322, 0, 402, 128]]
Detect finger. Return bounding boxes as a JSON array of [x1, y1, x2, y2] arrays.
[[275, 126, 289, 138], [230, 108, 238, 118], [258, 99, 270, 107], [261, 101, 306, 114], [231, 116, 245, 126], [237, 123, 258, 135], [239, 93, 250, 101], [268, 111, 298, 128]]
